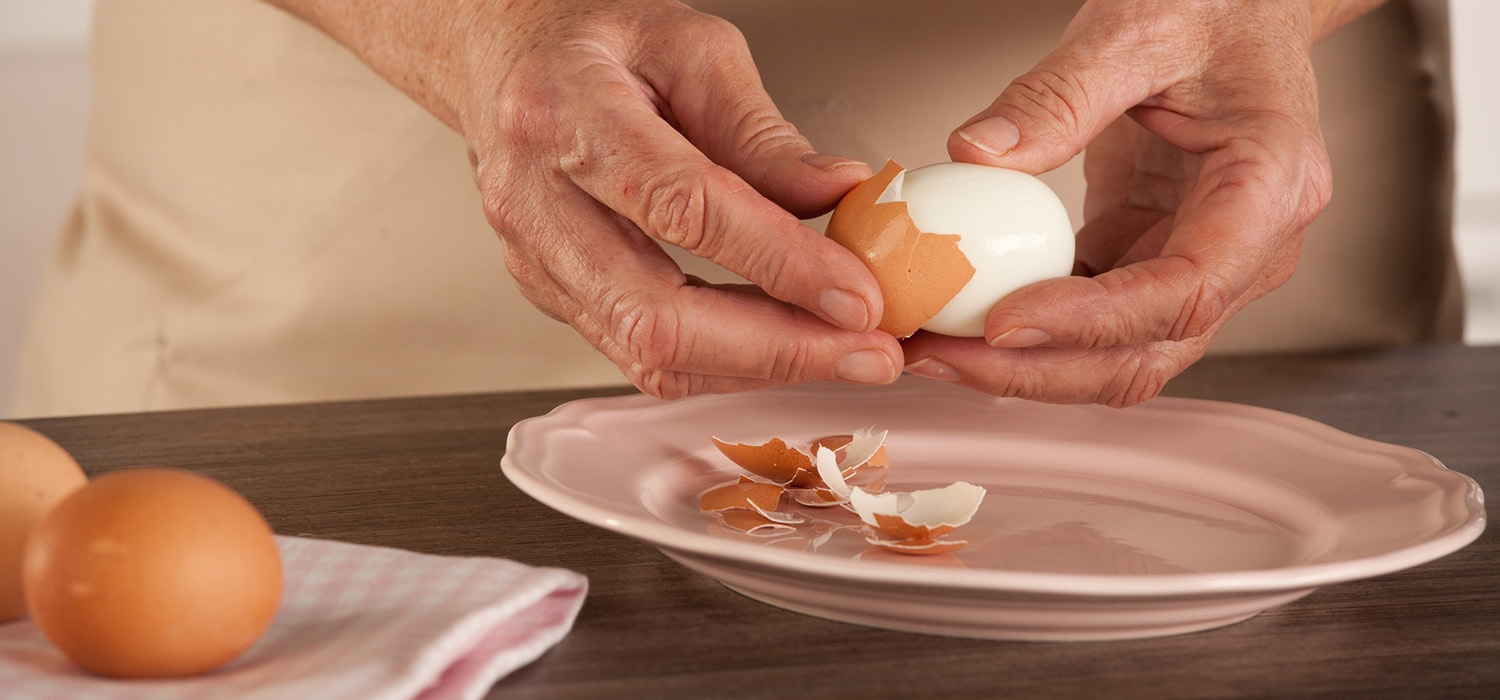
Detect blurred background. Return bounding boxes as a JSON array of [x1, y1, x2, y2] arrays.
[[2, 1, 1498, 415]]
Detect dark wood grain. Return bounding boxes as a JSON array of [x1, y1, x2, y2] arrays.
[[16, 344, 1498, 699]]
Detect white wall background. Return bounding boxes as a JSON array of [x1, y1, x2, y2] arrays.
[[2, 1, 1498, 417], [1450, 0, 1500, 343]]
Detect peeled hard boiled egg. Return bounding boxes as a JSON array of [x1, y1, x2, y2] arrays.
[[0, 421, 87, 622], [827, 160, 1074, 337], [22, 467, 282, 678]]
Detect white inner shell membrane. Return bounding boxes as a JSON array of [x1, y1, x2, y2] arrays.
[[877, 163, 1076, 337]]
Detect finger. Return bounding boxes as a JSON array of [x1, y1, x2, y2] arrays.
[[638, 12, 872, 218], [901, 333, 1209, 408], [502, 181, 902, 399], [985, 120, 1317, 350], [947, 40, 1158, 174], [559, 92, 884, 334]]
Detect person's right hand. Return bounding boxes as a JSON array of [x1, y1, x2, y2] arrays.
[[268, 0, 903, 398]]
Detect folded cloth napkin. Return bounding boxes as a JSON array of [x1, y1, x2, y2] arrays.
[[0, 536, 588, 700]]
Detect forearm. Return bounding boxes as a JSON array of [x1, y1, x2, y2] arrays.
[[260, 0, 492, 131]]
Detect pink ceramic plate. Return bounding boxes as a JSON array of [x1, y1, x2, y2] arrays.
[[501, 378, 1485, 641]]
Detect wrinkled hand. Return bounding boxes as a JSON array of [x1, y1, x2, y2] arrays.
[[903, 0, 1378, 406], [272, 0, 902, 398]]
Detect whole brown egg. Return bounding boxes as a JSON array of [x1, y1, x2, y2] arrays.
[[0, 421, 88, 621], [22, 467, 282, 678]]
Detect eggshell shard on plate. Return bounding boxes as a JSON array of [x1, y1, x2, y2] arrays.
[[827, 160, 1075, 338], [711, 437, 816, 485], [707, 428, 984, 555], [699, 475, 785, 513], [717, 510, 800, 537], [818, 449, 986, 556], [0, 422, 88, 622], [848, 482, 987, 542], [710, 429, 887, 490], [864, 537, 970, 556]]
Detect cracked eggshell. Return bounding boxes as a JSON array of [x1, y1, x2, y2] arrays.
[[828, 160, 1074, 338], [711, 437, 814, 485], [810, 433, 890, 469], [699, 475, 785, 513], [826, 160, 974, 338], [848, 482, 986, 541]]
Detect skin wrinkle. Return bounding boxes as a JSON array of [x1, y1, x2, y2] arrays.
[[1106, 349, 1171, 407], [1006, 67, 1097, 149]]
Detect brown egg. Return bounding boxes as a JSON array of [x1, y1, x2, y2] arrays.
[[0, 422, 88, 622], [22, 468, 282, 678]]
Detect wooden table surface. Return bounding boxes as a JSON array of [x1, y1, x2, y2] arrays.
[[17, 344, 1499, 698]]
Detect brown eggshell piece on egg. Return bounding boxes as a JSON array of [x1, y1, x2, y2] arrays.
[[825, 160, 976, 338], [699, 475, 785, 513]]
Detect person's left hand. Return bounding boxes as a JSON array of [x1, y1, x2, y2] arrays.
[[902, 0, 1375, 406]]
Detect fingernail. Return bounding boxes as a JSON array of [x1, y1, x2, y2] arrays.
[[957, 116, 1020, 156], [989, 327, 1051, 348], [819, 288, 870, 332], [903, 357, 961, 382], [803, 153, 868, 171], [837, 349, 898, 385]]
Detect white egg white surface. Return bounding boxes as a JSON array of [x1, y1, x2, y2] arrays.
[[879, 162, 1074, 337]]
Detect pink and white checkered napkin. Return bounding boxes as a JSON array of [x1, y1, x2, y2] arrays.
[[0, 535, 588, 700]]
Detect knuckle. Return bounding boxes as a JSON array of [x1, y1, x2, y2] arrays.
[[1100, 352, 1174, 408], [1007, 68, 1091, 140], [991, 364, 1042, 401], [629, 367, 695, 401], [694, 12, 749, 50], [1171, 276, 1232, 341], [644, 168, 722, 254], [1299, 147, 1334, 228], [610, 296, 680, 373], [478, 177, 525, 235], [607, 293, 715, 399], [734, 110, 804, 160], [766, 340, 815, 385]]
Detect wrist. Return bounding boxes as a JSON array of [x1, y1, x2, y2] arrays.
[[260, 0, 495, 131]]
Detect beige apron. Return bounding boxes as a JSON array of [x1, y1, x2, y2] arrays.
[[10, 0, 1461, 417]]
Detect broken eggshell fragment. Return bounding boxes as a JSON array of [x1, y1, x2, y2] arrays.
[[710, 429, 888, 490], [826, 159, 1075, 338], [849, 482, 986, 542], [709, 429, 985, 555], [709, 437, 813, 485], [826, 160, 974, 338], [817, 447, 985, 554], [698, 475, 785, 513]]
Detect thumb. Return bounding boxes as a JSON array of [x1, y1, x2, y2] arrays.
[[948, 52, 1150, 175], [644, 15, 871, 218]]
